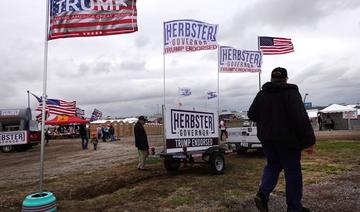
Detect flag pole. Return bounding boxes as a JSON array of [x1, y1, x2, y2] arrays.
[[39, 0, 50, 194], [217, 46, 220, 115], [257, 36, 262, 91], [27, 90, 30, 108], [162, 22, 166, 154]]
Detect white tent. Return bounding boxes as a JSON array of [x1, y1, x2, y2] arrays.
[[320, 104, 356, 113]]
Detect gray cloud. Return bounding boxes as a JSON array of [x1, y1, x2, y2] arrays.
[[224, 0, 360, 41], [2, 0, 360, 117], [119, 60, 146, 71]]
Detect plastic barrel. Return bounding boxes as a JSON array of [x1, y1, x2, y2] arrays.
[[22, 192, 56, 212]]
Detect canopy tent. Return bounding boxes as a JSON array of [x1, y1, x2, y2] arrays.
[[45, 115, 89, 125], [320, 104, 356, 113]]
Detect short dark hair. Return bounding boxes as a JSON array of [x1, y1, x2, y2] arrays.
[[138, 116, 145, 121], [271, 67, 288, 83]]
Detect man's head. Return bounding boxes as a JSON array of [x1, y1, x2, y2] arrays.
[[271, 67, 288, 83], [138, 116, 146, 125]]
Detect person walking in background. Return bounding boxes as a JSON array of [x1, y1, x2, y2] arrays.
[[134, 116, 149, 170], [317, 113, 322, 131], [109, 125, 115, 141], [45, 128, 50, 145], [324, 115, 333, 130], [90, 133, 98, 150], [219, 119, 228, 141], [248, 67, 315, 212], [101, 126, 107, 142], [79, 124, 89, 150], [96, 126, 102, 140]]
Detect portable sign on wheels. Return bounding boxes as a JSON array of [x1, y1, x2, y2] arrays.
[[161, 19, 225, 175], [160, 106, 225, 175]]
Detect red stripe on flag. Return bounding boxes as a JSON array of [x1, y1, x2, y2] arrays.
[[49, 27, 138, 39], [51, 19, 137, 29]]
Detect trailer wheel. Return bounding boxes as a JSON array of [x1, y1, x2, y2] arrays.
[[1, 145, 13, 153], [164, 158, 181, 172], [210, 152, 225, 175]]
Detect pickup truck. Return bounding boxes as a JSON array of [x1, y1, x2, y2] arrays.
[[225, 121, 262, 154]]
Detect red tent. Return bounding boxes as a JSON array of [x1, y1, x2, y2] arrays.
[[45, 115, 89, 125]]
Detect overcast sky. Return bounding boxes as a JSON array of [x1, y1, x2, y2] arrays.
[[1, 0, 359, 118]]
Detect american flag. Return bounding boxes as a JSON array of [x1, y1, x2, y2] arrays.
[[32, 93, 76, 116], [258, 36, 294, 55], [36, 111, 50, 122], [49, 0, 138, 40]]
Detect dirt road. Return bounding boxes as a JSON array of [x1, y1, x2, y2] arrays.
[[0, 136, 164, 186]]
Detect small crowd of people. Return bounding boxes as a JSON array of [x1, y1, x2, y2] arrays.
[[96, 125, 116, 142], [79, 124, 116, 151], [317, 113, 335, 131]]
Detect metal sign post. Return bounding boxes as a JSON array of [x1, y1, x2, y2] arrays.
[[39, 0, 50, 193]]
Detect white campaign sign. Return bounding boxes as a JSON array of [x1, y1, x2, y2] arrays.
[[164, 106, 219, 153], [0, 131, 28, 146], [343, 111, 358, 119]]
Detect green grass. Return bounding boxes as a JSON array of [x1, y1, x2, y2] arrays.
[[1, 140, 359, 212]]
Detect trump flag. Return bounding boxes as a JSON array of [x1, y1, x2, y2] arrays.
[[49, 0, 138, 40]]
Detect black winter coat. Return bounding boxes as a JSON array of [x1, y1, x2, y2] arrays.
[[79, 124, 88, 137], [134, 122, 149, 150], [248, 82, 315, 150]]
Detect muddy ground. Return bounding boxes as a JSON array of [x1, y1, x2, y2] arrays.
[[0, 132, 359, 211], [0, 135, 164, 186]]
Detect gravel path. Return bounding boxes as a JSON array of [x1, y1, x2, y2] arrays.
[[239, 171, 360, 212]]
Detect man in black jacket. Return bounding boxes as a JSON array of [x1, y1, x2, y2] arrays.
[[79, 124, 89, 150], [248, 67, 315, 212], [134, 116, 149, 170]]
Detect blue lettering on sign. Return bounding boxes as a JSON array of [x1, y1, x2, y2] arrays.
[[164, 20, 218, 45], [219, 46, 262, 67], [0, 131, 27, 145], [51, 0, 128, 16]]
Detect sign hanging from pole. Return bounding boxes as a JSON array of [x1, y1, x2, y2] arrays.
[[164, 19, 218, 54], [219, 46, 262, 73], [49, 0, 138, 40]]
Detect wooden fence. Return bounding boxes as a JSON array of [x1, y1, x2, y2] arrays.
[[89, 121, 163, 138]]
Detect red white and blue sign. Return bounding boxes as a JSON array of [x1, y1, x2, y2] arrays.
[[49, 0, 137, 40]]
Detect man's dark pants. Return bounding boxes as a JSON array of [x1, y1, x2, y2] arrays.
[[81, 136, 89, 150], [259, 143, 303, 211]]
